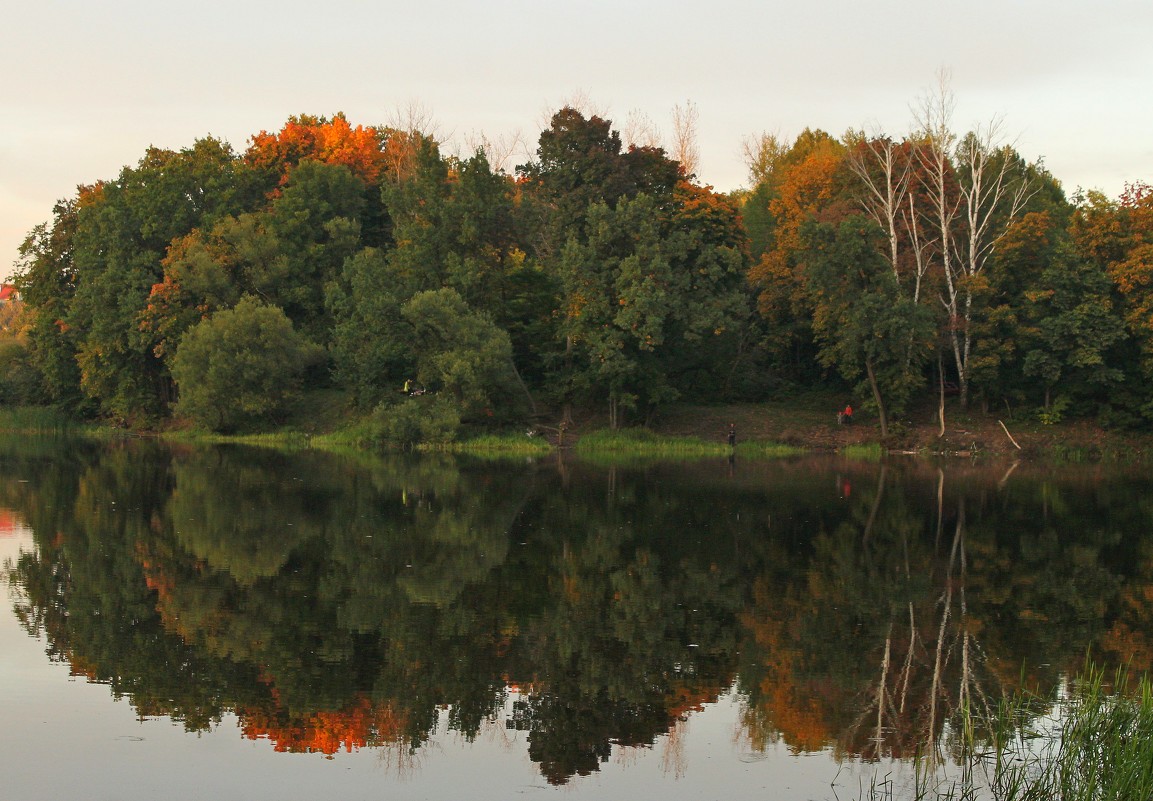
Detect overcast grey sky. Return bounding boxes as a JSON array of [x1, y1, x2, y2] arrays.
[[3, 0, 1151, 281]]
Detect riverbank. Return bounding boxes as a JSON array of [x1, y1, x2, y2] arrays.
[[560, 393, 1153, 461], [3, 392, 1150, 461]]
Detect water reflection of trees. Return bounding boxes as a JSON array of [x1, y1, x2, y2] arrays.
[[735, 460, 1142, 764], [2, 441, 1152, 783]]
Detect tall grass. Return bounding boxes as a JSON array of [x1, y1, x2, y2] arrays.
[[575, 428, 806, 463], [424, 433, 553, 458], [985, 665, 1153, 801], [173, 431, 314, 449], [840, 442, 885, 460], [573, 428, 732, 460], [0, 406, 77, 434], [859, 663, 1153, 801]]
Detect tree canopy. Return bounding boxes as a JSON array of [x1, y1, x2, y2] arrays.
[[9, 103, 1153, 435]]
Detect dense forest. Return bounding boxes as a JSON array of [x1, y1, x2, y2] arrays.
[[5, 98, 1153, 439]]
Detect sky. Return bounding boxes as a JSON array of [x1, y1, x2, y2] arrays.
[[3, 0, 1152, 283]]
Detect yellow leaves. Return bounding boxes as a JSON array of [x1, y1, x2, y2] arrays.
[[1108, 243, 1153, 294]]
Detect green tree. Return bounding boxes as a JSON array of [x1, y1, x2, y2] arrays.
[[256, 159, 366, 340], [170, 296, 322, 432], [517, 107, 679, 259], [326, 247, 411, 408], [62, 139, 260, 422], [801, 216, 934, 435], [13, 200, 88, 412], [1021, 246, 1127, 415], [401, 288, 522, 423], [556, 195, 675, 426]]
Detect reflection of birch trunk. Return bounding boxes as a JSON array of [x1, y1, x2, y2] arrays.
[[898, 602, 916, 716], [934, 468, 944, 551], [954, 501, 990, 720], [660, 718, 687, 779], [927, 499, 965, 754], [877, 622, 892, 746], [958, 500, 969, 714]]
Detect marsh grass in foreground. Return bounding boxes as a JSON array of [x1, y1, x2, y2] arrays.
[[862, 664, 1153, 801], [985, 665, 1153, 801]]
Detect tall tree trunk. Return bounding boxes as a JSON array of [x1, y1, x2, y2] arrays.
[[561, 335, 575, 428], [508, 357, 536, 417], [865, 356, 888, 437]]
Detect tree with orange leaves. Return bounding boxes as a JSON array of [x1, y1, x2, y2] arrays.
[[745, 129, 854, 379], [246, 113, 388, 185], [1075, 184, 1153, 368]]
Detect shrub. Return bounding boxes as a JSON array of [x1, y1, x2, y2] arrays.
[[171, 296, 322, 432], [373, 395, 461, 447]]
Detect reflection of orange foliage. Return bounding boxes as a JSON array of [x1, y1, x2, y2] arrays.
[[739, 579, 833, 752], [663, 681, 722, 722], [238, 695, 409, 755], [136, 541, 175, 604], [1101, 582, 1153, 673], [0, 508, 23, 537], [135, 540, 228, 646], [68, 652, 101, 681]]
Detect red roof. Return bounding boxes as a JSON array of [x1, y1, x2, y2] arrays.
[[0, 284, 17, 301]]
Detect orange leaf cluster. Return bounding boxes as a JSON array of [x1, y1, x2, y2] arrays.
[[239, 696, 408, 755], [246, 113, 387, 184]]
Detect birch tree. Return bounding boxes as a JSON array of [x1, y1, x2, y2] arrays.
[[845, 132, 933, 304], [913, 73, 1034, 407]]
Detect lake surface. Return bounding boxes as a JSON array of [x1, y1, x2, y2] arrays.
[[2, 435, 1150, 800]]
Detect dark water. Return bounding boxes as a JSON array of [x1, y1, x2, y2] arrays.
[[2, 435, 1151, 800]]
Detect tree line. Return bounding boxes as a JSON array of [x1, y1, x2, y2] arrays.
[[7, 96, 1153, 437]]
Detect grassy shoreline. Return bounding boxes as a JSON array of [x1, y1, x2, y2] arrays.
[[3, 396, 1151, 462]]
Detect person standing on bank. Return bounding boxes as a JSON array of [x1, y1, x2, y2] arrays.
[[728, 423, 736, 447]]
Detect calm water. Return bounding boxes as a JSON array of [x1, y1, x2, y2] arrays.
[[2, 435, 1151, 800]]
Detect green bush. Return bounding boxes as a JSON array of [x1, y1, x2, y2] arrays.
[[171, 296, 323, 432], [373, 395, 461, 447]]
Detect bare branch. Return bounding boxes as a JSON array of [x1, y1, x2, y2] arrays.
[[740, 130, 788, 187], [670, 100, 700, 178], [462, 129, 528, 174], [623, 109, 662, 150]]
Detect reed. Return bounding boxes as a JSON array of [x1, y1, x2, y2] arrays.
[[984, 664, 1153, 801], [859, 662, 1153, 801], [164, 429, 313, 449], [423, 433, 553, 457], [574, 428, 732, 458], [841, 442, 884, 460], [0, 406, 77, 434]]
